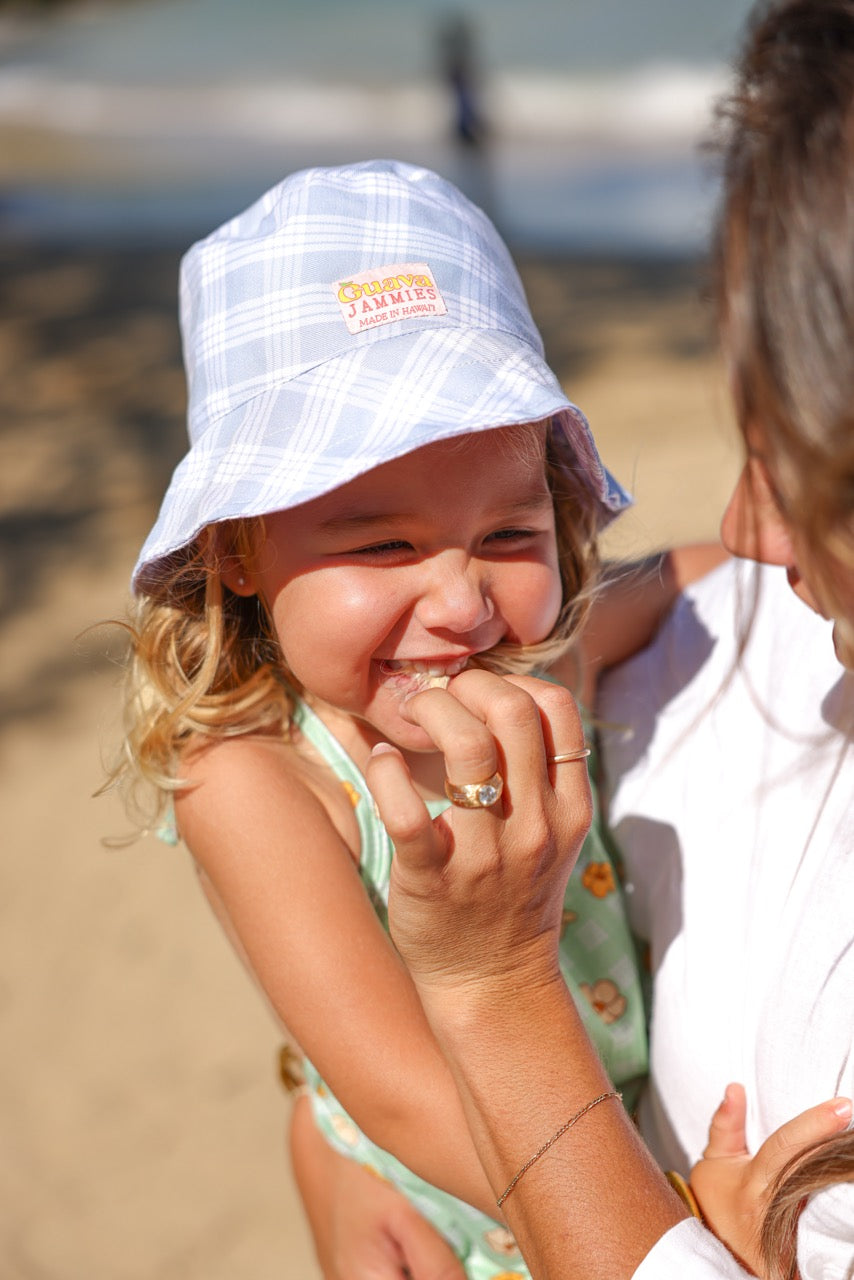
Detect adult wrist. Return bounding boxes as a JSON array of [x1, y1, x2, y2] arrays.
[[418, 963, 572, 1052]]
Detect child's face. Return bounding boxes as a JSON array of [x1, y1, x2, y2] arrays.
[[236, 426, 563, 753]]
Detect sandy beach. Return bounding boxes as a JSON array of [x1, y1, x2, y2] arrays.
[[1, 235, 741, 1279]]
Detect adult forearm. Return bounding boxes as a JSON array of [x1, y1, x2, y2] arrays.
[[424, 975, 687, 1280]]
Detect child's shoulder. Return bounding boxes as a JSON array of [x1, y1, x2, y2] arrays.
[[178, 727, 297, 784], [174, 731, 360, 863]]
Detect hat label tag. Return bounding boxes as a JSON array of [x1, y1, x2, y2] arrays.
[[335, 262, 447, 334]]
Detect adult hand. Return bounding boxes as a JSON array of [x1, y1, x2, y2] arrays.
[[290, 1094, 465, 1279], [690, 1082, 853, 1275], [368, 670, 689, 1280], [366, 669, 592, 1008]]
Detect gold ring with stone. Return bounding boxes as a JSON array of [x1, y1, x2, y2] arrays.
[[443, 770, 504, 809]]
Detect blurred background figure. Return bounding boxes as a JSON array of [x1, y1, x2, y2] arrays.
[[436, 11, 495, 223], [1, 1, 755, 1278], [438, 11, 489, 149]]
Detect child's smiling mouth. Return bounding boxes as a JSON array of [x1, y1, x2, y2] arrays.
[[377, 656, 470, 692]]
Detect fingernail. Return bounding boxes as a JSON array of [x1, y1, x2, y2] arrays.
[[370, 742, 396, 758], [831, 1097, 853, 1120]]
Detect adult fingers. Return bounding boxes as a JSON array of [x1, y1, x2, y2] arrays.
[[500, 671, 590, 796], [702, 1082, 749, 1159], [442, 670, 592, 856], [404, 675, 505, 795], [366, 744, 447, 877], [410, 668, 585, 802]]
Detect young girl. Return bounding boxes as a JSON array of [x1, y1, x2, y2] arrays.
[[117, 160, 649, 1278]]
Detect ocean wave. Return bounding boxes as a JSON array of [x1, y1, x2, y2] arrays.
[[0, 62, 730, 146]]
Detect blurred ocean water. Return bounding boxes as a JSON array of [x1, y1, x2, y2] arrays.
[[0, 0, 757, 252]]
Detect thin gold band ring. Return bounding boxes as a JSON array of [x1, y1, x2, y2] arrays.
[[548, 748, 591, 763]]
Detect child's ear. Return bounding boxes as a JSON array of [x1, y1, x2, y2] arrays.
[[220, 563, 256, 597], [199, 525, 257, 596]]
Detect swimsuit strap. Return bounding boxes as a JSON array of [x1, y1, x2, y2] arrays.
[[290, 697, 388, 886], [290, 697, 446, 892]]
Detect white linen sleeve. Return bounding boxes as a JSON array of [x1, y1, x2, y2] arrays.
[[631, 1220, 751, 1279], [631, 1185, 854, 1280]]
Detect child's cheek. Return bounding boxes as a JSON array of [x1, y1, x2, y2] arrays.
[[519, 564, 564, 645], [273, 572, 393, 663]]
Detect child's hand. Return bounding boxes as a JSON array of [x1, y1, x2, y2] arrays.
[[291, 1094, 465, 1279], [690, 1082, 853, 1275], [323, 1163, 467, 1280], [367, 668, 591, 1011]]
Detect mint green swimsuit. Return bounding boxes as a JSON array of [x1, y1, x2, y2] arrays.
[[293, 697, 648, 1280]]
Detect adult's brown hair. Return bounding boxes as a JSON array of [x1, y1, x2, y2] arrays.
[[713, 0, 854, 588]]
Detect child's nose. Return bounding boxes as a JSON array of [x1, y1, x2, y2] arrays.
[[413, 555, 494, 633]]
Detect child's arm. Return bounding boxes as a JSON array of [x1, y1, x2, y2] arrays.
[[550, 542, 729, 706], [176, 733, 498, 1216]]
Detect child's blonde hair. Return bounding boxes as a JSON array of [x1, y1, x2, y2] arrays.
[[111, 421, 601, 834]]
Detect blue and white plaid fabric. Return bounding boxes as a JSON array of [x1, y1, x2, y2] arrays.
[[133, 160, 629, 589]]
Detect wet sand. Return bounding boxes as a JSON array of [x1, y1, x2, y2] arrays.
[[1, 238, 740, 1279]]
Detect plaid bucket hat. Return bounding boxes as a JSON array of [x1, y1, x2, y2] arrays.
[[133, 159, 629, 591]]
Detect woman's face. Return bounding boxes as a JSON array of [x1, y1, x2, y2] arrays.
[[720, 431, 854, 668]]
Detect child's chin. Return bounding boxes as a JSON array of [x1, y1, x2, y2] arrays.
[[385, 723, 437, 754], [370, 709, 436, 755]]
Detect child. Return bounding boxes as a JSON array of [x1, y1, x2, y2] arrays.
[[117, 160, 647, 1278]]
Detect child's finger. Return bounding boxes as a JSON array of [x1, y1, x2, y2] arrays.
[[393, 1200, 468, 1279], [748, 1096, 852, 1186], [703, 1082, 749, 1159]]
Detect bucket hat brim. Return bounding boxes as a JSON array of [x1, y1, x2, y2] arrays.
[[133, 324, 628, 591]]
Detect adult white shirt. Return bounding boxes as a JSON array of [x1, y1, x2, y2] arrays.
[[598, 560, 854, 1279]]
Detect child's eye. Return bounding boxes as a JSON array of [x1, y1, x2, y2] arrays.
[[486, 527, 536, 544], [350, 539, 413, 556]]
